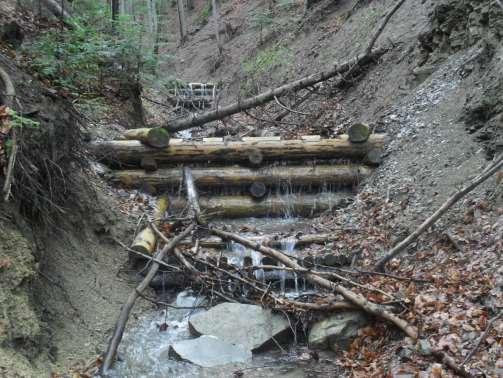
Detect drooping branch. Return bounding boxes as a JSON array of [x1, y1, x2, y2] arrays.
[[100, 223, 195, 374], [210, 228, 418, 340], [165, 48, 386, 132], [375, 156, 503, 271], [183, 167, 207, 225]]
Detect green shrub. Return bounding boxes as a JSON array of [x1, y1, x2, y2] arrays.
[[241, 46, 290, 96], [23, 2, 157, 95], [197, 2, 212, 25]]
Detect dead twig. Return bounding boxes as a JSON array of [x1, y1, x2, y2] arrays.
[[365, 0, 407, 55], [211, 228, 418, 340], [101, 223, 195, 374], [375, 156, 503, 271], [273, 95, 312, 116], [462, 311, 502, 365]]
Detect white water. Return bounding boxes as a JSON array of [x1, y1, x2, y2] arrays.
[[108, 291, 205, 378]]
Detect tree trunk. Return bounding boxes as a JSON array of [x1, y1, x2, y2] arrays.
[[176, 0, 187, 45], [111, 0, 120, 20], [123, 127, 170, 148], [147, 0, 158, 51], [40, 0, 72, 23], [90, 134, 385, 167], [212, 0, 223, 54], [170, 192, 351, 218], [109, 164, 373, 189], [164, 48, 386, 132]]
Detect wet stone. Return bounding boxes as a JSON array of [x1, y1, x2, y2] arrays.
[[167, 335, 252, 367], [188, 302, 291, 351], [308, 311, 369, 352]]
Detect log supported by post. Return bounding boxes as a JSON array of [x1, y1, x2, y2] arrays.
[[110, 164, 373, 190], [90, 134, 385, 167], [170, 192, 352, 218]]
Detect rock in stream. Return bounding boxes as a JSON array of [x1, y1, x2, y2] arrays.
[[308, 311, 369, 351], [188, 302, 291, 352], [168, 335, 252, 367]]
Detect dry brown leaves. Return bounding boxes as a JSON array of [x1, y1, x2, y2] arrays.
[[0, 105, 12, 173], [323, 190, 502, 376]]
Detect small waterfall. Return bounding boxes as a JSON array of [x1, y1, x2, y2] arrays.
[[228, 241, 247, 267], [280, 238, 298, 296]]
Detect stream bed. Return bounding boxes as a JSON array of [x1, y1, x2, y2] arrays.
[[109, 217, 338, 377]]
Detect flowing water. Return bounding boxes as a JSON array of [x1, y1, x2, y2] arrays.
[[108, 186, 336, 376], [108, 291, 318, 378]]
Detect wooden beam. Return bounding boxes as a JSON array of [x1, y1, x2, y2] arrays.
[[90, 134, 385, 167], [110, 164, 373, 190], [169, 192, 352, 218]]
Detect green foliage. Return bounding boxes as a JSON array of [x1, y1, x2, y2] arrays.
[[9, 111, 40, 130], [241, 46, 290, 96], [249, 8, 274, 29], [243, 46, 289, 76], [197, 1, 212, 26], [24, 1, 158, 95]]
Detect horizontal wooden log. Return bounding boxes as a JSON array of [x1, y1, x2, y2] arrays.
[[170, 192, 352, 218], [110, 164, 373, 190], [179, 232, 350, 249], [91, 134, 385, 167]]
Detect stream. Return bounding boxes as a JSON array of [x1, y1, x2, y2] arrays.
[[108, 217, 331, 377]]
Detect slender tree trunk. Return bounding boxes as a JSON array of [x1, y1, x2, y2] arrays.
[[212, 0, 223, 54], [147, 0, 158, 51], [111, 0, 119, 20], [177, 0, 187, 45]]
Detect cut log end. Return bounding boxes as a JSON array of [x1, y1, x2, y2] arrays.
[[249, 182, 267, 199], [147, 128, 170, 148], [365, 148, 383, 165], [141, 157, 158, 172], [124, 127, 170, 148], [247, 148, 264, 167], [348, 123, 371, 143]]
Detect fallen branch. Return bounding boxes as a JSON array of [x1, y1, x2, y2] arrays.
[[274, 95, 312, 116], [462, 311, 502, 365], [183, 167, 207, 225], [375, 156, 503, 271], [430, 349, 473, 378], [165, 48, 386, 132], [365, 0, 407, 55], [100, 223, 195, 374], [274, 90, 314, 121], [211, 228, 418, 340]]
